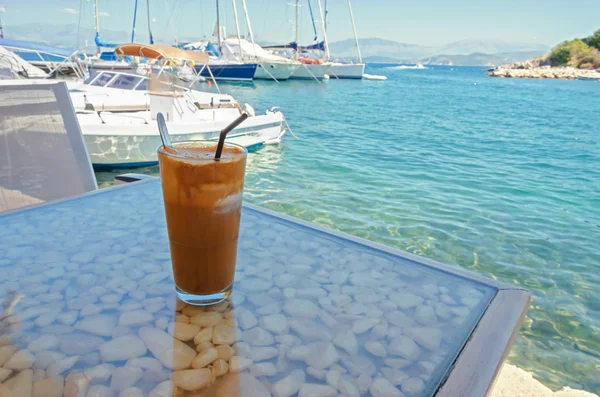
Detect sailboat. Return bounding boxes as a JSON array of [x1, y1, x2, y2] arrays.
[[86, 0, 152, 74], [186, 0, 258, 82], [218, 0, 300, 81], [285, 0, 331, 80], [325, 0, 365, 79]]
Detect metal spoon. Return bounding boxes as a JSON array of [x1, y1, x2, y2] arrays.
[[157, 112, 173, 149]]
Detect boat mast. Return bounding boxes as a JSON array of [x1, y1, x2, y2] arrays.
[[147, 0, 154, 44], [316, 0, 330, 60], [295, 0, 299, 59], [131, 0, 139, 42], [347, 0, 362, 63], [323, 0, 327, 33], [231, 0, 243, 58], [240, 0, 255, 45], [215, 0, 222, 53], [0, 7, 5, 39], [94, 0, 100, 53]]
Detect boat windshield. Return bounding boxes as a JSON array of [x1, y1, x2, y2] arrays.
[[90, 72, 117, 87], [134, 79, 148, 91], [83, 71, 102, 84], [108, 74, 143, 90]]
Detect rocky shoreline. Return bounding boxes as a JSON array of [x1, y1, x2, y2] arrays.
[[488, 59, 600, 80], [491, 364, 599, 397]]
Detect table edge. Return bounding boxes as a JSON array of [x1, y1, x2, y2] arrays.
[[435, 289, 531, 397]]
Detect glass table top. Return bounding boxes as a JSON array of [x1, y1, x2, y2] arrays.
[[0, 180, 496, 397]]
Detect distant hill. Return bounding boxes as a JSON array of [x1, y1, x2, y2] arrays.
[[412, 51, 547, 67], [435, 39, 549, 55], [4, 23, 550, 66], [328, 37, 550, 64], [329, 38, 433, 59], [6, 23, 144, 49]]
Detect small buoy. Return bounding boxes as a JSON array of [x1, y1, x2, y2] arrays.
[[323, 74, 330, 80], [207, 81, 212, 87]]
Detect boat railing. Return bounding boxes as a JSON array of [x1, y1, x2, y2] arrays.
[[45, 50, 88, 80]]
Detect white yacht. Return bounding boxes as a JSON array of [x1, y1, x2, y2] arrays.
[[221, 37, 300, 81]]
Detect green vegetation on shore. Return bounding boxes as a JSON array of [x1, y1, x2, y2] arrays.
[[548, 30, 600, 68]]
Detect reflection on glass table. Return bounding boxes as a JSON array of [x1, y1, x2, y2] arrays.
[[0, 180, 529, 397]]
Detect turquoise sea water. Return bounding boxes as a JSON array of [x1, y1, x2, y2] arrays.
[[96, 65, 600, 393]]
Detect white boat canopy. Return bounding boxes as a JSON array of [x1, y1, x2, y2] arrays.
[[221, 38, 296, 64]]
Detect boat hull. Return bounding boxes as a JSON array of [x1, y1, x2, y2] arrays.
[[80, 113, 285, 167], [197, 63, 257, 81], [254, 62, 300, 80], [290, 63, 330, 80], [328, 63, 365, 79]]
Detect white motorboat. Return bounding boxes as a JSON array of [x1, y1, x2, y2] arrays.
[[76, 43, 287, 167], [79, 107, 285, 167], [69, 70, 213, 112], [221, 37, 300, 81]]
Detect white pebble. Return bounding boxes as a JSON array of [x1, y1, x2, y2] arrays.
[[272, 369, 305, 397], [229, 356, 253, 372], [365, 341, 387, 357], [333, 330, 358, 356], [283, 299, 320, 319], [250, 362, 277, 377], [118, 388, 144, 397], [99, 336, 147, 362], [306, 366, 326, 380], [192, 347, 218, 368], [259, 314, 289, 335], [298, 383, 337, 397], [370, 377, 403, 397], [402, 377, 425, 396], [110, 366, 143, 392], [238, 310, 258, 331], [388, 335, 420, 360], [405, 327, 443, 351], [243, 327, 274, 346], [351, 318, 379, 334], [381, 367, 408, 386], [171, 368, 213, 391]]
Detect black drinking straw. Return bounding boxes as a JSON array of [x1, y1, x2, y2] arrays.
[[214, 112, 249, 160]]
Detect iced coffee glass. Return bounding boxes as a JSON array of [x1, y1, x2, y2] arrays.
[[158, 141, 247, 305]]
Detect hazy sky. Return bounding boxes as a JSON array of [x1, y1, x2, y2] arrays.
[[3, 0, 600, 46]]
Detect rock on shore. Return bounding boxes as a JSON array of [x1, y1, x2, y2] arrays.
[[491, 364, 599, 397], [488, 58, 600, 80]]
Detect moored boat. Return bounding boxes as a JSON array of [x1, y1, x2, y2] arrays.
[[221, 37, 300, 81], [80, 109, 285, 167], [328, 62, 365, 79], [76, 43, 286, 167]]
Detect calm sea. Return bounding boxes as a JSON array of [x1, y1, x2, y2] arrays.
[[96, 65, 600, 393]]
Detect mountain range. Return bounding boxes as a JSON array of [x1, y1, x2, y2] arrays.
[[5, 23, 550, 66], [329, 38, 549, 65]]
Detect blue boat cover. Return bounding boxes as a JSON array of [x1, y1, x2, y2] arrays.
[[263, 41, 325, 52], [0, 38, 73, 58], [94, 33, 119, 49]]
